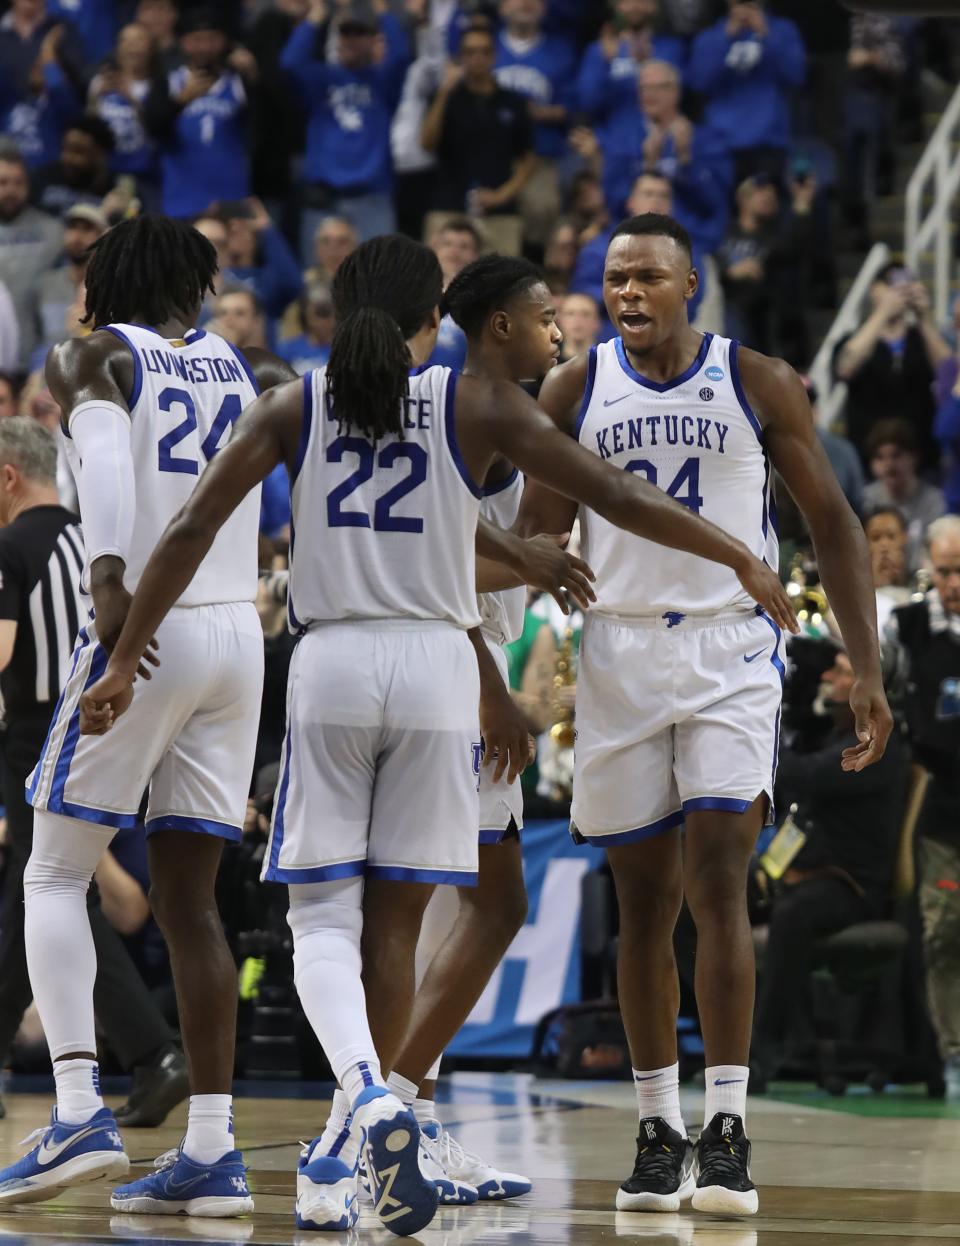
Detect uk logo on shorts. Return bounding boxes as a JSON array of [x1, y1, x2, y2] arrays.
[[472, 742, 483, 790], [705, 365, 725, 382], [699, 387, 714, 402]]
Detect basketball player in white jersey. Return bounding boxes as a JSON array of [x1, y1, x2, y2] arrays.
[[384, 254, 567, 1200], [80, 235, 795, 1236], [0, 215, 298, 1217], [516, 214, 893, 1216]]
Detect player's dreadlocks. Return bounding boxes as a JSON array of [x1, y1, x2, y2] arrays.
[[328, 235, 443, 442], [442, 254, 545, 338], [83, 215, 218, 329]]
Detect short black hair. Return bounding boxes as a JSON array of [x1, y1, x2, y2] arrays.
[[442, 254, 546, 337], [610, 213, 692, 262], [864, 505, 907, 533], [865, 417, 919, 459], [66, 115, 116, 154], [83, 213, 218, 327]]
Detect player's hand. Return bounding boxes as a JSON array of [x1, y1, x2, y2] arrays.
[[735, 555, 800, 635], [80, 664, 135, 735], [518, 533, 597, 614], [479, 682, 532, 785], [91, 582, 160, 680], [841, 675, 893, 772]]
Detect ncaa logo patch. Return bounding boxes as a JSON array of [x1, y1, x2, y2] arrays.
[[699, 386, 714, 402], [705, 365, 725, 382]]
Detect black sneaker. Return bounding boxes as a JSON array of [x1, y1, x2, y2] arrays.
[[692, 1112, 759, 1215], [615, 1116, 694, 1212], [115, 1044, 189, 1128]]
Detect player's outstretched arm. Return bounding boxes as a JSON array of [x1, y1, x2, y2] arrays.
[[457, 372, 799, 634], [743, 347, 893, 771], [81, 379, 304, 731], [513, 354, 585, 540], [475, 517, 596, 613]]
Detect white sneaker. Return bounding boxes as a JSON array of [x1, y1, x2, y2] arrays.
[[296, 1135, 359, 1231], [352, 1089, 438, 1235], [417, 1121, 531, 1201], [418, 1124, 478, 1205]]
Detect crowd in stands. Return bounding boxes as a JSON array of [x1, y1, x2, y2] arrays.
[[1, 0, 960, 1094]]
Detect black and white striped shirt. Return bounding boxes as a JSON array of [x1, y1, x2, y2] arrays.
[[0, 505, 85, 719]]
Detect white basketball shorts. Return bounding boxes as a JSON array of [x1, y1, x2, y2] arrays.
[[28, 602, 264, 840], [478, 636, 524, 844], [571, 606, 784, 845], [263, 620, 482, 887]]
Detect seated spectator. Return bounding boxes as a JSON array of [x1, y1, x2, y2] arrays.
[[801, 376, 865, 515], [841, 14, 908, 248], [422, 23, 535, 245], [886, 515, 960, 1099], [493, 0, 577, 249], [577, 0, 686, 140], [0, 150, 62, 369], [865, 505, 912, 631], [751, 644, 907, 1086], [277, 281, 335, 375], [31, 116, 116, 218], [0, 370, 19, 418], [2, 23, 80, 169], [833, 266, 952, 468], [208, 285, 268, 352], [716, 172, 815, 363], [863, 419, 945, 573], [600, 58, 732, 252], [144, 7, 258, 219], [687, 0, 805, 184], [542, 218, 578, 296], [89, 22, 159, 203], [32, 202, 106, 363], [218, 197, 302, 324], [427, 215, 482, 368], [282, 0, 411, 259], [557, 291, 600, 361]]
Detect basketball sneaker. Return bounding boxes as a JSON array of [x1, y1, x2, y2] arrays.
[[0, 1106, 129, 1205], [615, 1116, 694, 1212], [110, 1145, 254, 1217], [417, 1122, 478, 1205], [417, 1120, 531, 1201], [352, 1087, 438, 1236], [296, 1135, 360, 1231], [691, 1113, 759, 1216]]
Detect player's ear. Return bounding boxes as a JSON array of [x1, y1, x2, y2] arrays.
[[490, 310, 511, 341], [684, 265, 699, 303]]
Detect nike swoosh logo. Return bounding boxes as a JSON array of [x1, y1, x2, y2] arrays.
[[633, 1074, 661, 1081], [603, 394, 632, 407], [37, 1124, 103, 1166], [743, 649, 766, 663], [714, 1079, 746, 1085], [166, 1171, 212, 1195]]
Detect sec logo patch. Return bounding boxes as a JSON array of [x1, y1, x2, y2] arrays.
[[699, 387, 714, 401]]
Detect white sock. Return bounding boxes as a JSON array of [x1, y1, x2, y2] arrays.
[[413, 1097, 439, 1127], [24, 812, 113, 1063], [317, 1089, 358, 1167], [54, 1058, 103, 1124], [703, 1065, 749, 1127], [184, 1094, 234, 1163], [287, 880, 386, 1109], [386, 1071, 418, 1106], [632, 1063, 686, 1136], [425, 1054, 442, 1082]]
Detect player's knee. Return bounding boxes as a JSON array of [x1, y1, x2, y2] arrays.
[[147, 878, 218, 936], [617, 880, 682, 940], [466, 874, 528, 947], [23, 850, 92, 899], [685, 863, 749, 926]]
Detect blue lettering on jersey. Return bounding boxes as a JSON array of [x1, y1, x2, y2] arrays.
[[595, 415, 729, 461]]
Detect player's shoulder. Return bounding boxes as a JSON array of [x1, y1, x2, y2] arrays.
[[735, 345, 806, 426], [45, 329, 135, 401], [538, 350, 595, 432]]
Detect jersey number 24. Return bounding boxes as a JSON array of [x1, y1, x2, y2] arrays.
[[157, 389, 242, 475]]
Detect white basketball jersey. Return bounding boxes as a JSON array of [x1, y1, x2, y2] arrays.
[[65, 324, 261, 606], [577, 334, 777, 616], [288, 365, 481, 629], [478, 468, 525, 646]]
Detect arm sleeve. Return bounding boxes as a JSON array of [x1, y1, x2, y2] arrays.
[[686, 27, 732, 95], [765, 19, 806, 87], [577, 43, 614, 120], [42, 61, 80, 129], [69, 401, 136, 570], [280, 20, 329, 95]]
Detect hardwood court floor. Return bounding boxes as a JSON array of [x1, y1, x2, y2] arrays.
[[1, 1073, 959, 1246]]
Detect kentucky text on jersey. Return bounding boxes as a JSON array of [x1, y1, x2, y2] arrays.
[[594, 412, 729, 460], [142, 349, 246, 387]]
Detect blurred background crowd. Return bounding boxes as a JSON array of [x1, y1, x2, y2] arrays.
[[3, 0, 960, 1110]]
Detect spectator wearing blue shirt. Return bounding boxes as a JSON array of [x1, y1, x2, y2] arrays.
[[426, 215, 482, 369], [278, 281, 335, 377], [143, 8, 258, 219], [494, 0, 577, 249], [1, 27, 79, 170], [687, 0, 805, 184], [88, 22, 159, 203], [0, 2, 84, 125], [282, 0, 411, 263], [218, 197, 303, 325]]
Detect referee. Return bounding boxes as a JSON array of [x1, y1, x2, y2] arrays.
[[0, 417, 186, 1123]]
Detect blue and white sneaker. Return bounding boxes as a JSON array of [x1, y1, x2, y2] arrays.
[[296, 1135, 359, 1231], [352, 1088, 437, 1236], [418, 1122, 478, 1205], [0, 1106, 129, 1205], [110, 1146, 254, 1218], [419, 1122, 531, 1201]]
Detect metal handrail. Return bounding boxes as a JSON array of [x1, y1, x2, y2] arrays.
[[905, 81, 960, 325], [808, 242, 890, 429]]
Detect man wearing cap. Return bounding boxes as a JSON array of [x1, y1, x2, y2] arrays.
[[144, 7, 259, 219], [281, 0, 412, 262], [31, 202, 106, 364]]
